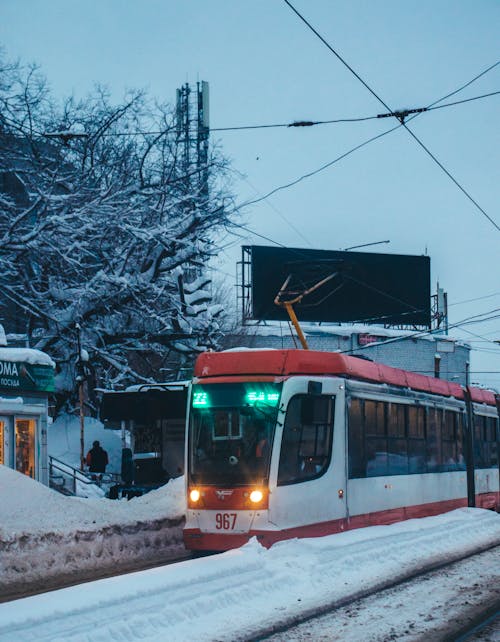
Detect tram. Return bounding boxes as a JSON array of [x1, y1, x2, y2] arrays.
[[183, 349, 500, 552]]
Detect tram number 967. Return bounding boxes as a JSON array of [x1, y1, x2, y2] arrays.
[[215, 512, 237, 530]]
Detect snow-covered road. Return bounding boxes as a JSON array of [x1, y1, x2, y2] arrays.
[[265, 546, 500, 642], [0, 508, 499, 642]]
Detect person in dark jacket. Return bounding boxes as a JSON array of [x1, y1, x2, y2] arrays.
[[86, 440, 109, 478]]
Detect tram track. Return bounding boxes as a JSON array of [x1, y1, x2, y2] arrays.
[[244, 543, 500, 642], [0, 549, 194, 604], [454, 608, 500, 641]]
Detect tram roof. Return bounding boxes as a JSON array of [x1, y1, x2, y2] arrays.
[[194, 349, 497, 406]]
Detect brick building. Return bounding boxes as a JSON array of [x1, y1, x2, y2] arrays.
[[221, 323, 470, 385]]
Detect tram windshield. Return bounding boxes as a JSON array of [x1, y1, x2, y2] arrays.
[[188, 382, 282, 485]]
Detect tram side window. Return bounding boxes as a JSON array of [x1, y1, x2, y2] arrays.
[[442, 410, 458, 471], [489, 417, 499, 466], [473, 415, 486, 468], [277, 395, 333, 486], [426, 408, 443, 472], [407, 406, 426, 474], [365, 400, 388, 477], [387, 403, 408, 475], [348, 398, 365, 478], [474, 415, 499, 469], [348, 398, 470, 479]]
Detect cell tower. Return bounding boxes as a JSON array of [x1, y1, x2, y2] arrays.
[[176, 81, 210, 199]]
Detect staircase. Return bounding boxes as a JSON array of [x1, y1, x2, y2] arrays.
[[49, 455, 119, 496]]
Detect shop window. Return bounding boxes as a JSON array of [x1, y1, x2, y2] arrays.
[[15, 418, 36, 479], [0, 419, 4, 466], [277, 395, 333, 486]]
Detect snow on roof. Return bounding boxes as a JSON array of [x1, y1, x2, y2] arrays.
[[0, 464, 184, 539], [0, 347, 55, 367], [235, 322, 469, 346], [124, 381, 190, 392], [236, 322, 419, 338]]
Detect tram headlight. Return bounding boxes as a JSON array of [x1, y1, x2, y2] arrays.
[[249, 489, 263, 504], [189, 488, 201, 503]]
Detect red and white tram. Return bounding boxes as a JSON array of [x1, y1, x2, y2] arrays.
[[183, 349, 500, 552]]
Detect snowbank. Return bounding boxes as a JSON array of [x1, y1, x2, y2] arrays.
[[0, 508, 498, 641], [49, 414, 124, 477], [0, 465, 186, 596]]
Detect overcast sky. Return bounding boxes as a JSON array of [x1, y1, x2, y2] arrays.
[[1, 0, 499, 388]]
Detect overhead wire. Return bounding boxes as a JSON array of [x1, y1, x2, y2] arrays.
[[228, 62, 499, 216], [282, 0, 500, 233]]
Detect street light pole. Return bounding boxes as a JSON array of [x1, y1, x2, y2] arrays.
[[75, 323, 85, 472]]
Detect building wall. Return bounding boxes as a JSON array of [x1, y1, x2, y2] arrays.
[[221, 327, 470, 386]]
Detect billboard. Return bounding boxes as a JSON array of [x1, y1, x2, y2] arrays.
[[246, 245, 431, 327]]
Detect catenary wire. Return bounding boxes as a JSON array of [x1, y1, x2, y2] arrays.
[[35, 89, 499, 139], [282, 0, 500, 233], [228, 62, 499, 215]]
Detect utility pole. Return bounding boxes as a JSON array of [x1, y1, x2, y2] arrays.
[[75, 323, 85, 471]]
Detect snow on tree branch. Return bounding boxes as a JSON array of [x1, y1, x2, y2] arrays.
[[0, 54, 235, 411]]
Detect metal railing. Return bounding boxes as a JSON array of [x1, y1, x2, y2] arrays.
[[48, 455, 120, 496]]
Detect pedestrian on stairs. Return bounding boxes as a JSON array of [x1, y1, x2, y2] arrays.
[[86, 440, 109, 482]]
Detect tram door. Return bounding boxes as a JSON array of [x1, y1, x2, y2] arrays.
[[15, 418, 36, 479], [270, 382, 346, 530]]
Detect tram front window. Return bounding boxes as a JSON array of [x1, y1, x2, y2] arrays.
[[189, 383, 281, 485]]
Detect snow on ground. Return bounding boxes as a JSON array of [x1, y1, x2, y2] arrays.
[[266, 546, 500, 641], [0, 465, 185, 596], [0, 508, 498, 642], [49, 414, 124, 475]]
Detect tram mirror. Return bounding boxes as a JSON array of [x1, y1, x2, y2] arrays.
[[308, 381, 322, 395], [300, 398, 315, 425]]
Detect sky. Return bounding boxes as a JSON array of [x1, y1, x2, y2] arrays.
[[0, 464, 498, 642], [1, 0, 499, 388]]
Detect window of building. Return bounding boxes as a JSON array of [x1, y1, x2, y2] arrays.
[[15, 418, 36, 479], [277, 395, 334, 486]]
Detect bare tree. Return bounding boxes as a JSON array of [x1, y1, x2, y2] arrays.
[[0, 55, 234, 411]]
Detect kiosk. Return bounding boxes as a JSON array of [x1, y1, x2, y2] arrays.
[[0, 328, 55, 484]]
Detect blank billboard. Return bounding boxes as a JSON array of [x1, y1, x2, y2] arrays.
[[247, 245, 431, 327]]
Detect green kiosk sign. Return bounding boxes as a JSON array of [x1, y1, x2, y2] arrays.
[[0, 360, 54, 393]]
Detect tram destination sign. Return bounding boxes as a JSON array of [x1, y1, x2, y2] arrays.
[[246, 245, 431, 327], [0, 359, 54, 393]]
